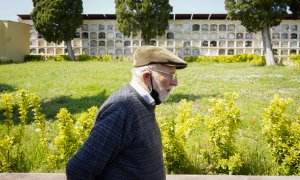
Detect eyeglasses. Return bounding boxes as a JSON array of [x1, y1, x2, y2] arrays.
[[148, 67, 177, 80]]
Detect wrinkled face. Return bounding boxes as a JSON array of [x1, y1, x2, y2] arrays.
[[151, 65, 178, 101]]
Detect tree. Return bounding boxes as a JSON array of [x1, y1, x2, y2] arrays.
[[115, 0, 172, 45], [225, 0, 289, 65], [288, 0, 300, 19], [31, 0, 83, 60]]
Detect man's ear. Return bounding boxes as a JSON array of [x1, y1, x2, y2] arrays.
[[142, 71, 151, 86]]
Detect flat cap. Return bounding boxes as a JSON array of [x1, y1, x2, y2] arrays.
[[133, 46, 187, 69]]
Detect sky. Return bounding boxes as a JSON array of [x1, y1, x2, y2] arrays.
[[0, 0, 226, 21]]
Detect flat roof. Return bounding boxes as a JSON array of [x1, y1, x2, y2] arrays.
[[18, 14, 31, 20], [17, 13, 298, 20]]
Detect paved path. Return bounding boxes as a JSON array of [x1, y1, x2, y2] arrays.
[[1, 174, 300, 180]]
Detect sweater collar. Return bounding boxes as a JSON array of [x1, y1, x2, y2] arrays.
[[130, 80, 155, 106]]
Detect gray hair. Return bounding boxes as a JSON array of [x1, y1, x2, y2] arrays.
[[131, 64, 158, 82]]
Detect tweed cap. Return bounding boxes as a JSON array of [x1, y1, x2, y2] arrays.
[[133, 46, 187, 69]]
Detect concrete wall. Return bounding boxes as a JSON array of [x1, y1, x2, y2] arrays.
[[0, 21, 30, 62], [0, 174, 300, 180], [0, 22, 5, 59]]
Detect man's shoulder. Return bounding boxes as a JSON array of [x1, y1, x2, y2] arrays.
[[102, 84, 138, 107], [109, 84, 135, 101]]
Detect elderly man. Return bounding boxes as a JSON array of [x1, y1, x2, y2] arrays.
[[66, 46, 187, 180]]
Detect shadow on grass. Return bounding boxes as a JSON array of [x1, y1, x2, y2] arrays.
[[0, 84, 16, 93], [41, 90, 108, 119], [168, 93, 220, 103]]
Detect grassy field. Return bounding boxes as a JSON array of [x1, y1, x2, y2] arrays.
[[0, 61, 299, 174], [1, 61, 299, 119]]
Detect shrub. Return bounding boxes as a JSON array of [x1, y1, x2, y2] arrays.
[[122, 56, 132, 62], [217, 55, 234, 63], [53, 55, 71, 61], [184, 56, 198, 63], [74, 106, 97, 147], [24, 55, 44, 62], [0, 91, 50, 171], [0, 90, 100, 172], [183, 54, 265, 65], [0, 93, 14, 172], [249, 55, 266, 66], [0, 90, 44, 172], [199, 92, 243, 175], [0, 93, 14, 135], [29, 93, 47, 148], [158, 99, 199, 174], [196, 56, 207, 62], [0, 135, 15, 172], [76, 54, 98, 61], [101, 54, 113, 61], [47, 108, 77, 170], [262, 94, 300, 175], [288, 54, 300, 66], [233, 54, 248, 62], [15, 90, 31, 165], [114, 56, 132, 62]]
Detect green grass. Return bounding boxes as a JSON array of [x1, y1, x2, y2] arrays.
[[0, 61, 132, 118], [0, 61, 299, 174]]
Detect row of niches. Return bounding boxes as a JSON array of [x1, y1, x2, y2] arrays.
[[69, 31, 300, 40], [30, 40, 65, 47], [78, 23, 300, 32], [30, 47, 298, 57], [166, 32, 300, 40], [175, 49, 261, 56], [75, 40, 300, 49], [272, 24, 299, 32], [30, 24, 117, 33], [272, 41, 300, 48], [31, 48, 259, 56], [73, 40, 263, 48], [30, 48, 133, 56], [78, 40, 154, 47], [168, 23, 300, 32], [32, 39, 300, 49], [30, 30, 300, 40], [30, 48, 66, 55], [173, 48, 298, 56], [74, 32, 128, 39], [75, 31, 260, 40], [80, 24, 116, 32], [31, 39, 154, 47], [271, 32, 299, 39], [273, 49, 298, 55], [79, 23, 246, 32]]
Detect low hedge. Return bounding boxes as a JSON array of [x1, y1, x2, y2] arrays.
[[288, 54, 300, 66], [20, 54, 267, 66], [184, 54, 266, 66], [24, 55, 45, 62], [23, 54, 116, 62]]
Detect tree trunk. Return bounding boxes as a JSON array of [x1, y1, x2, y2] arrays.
[[66, 40, 75, 61], [261, 26, 275, 66], [142, 34, 151, 45], [143, 38, 151, 45]]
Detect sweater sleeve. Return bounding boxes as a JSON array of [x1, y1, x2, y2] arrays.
[[66, 102, 128, 180]]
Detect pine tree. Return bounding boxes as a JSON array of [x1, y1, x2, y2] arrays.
[[225, 0, 290, 65], [31, 0, 83, 60], [115, 0, 172, 45]]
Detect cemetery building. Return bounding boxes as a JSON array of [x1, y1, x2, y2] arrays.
[[18, 14, 300, 62]]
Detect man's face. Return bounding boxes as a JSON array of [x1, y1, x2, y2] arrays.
[[151, 65, 178, 101]]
